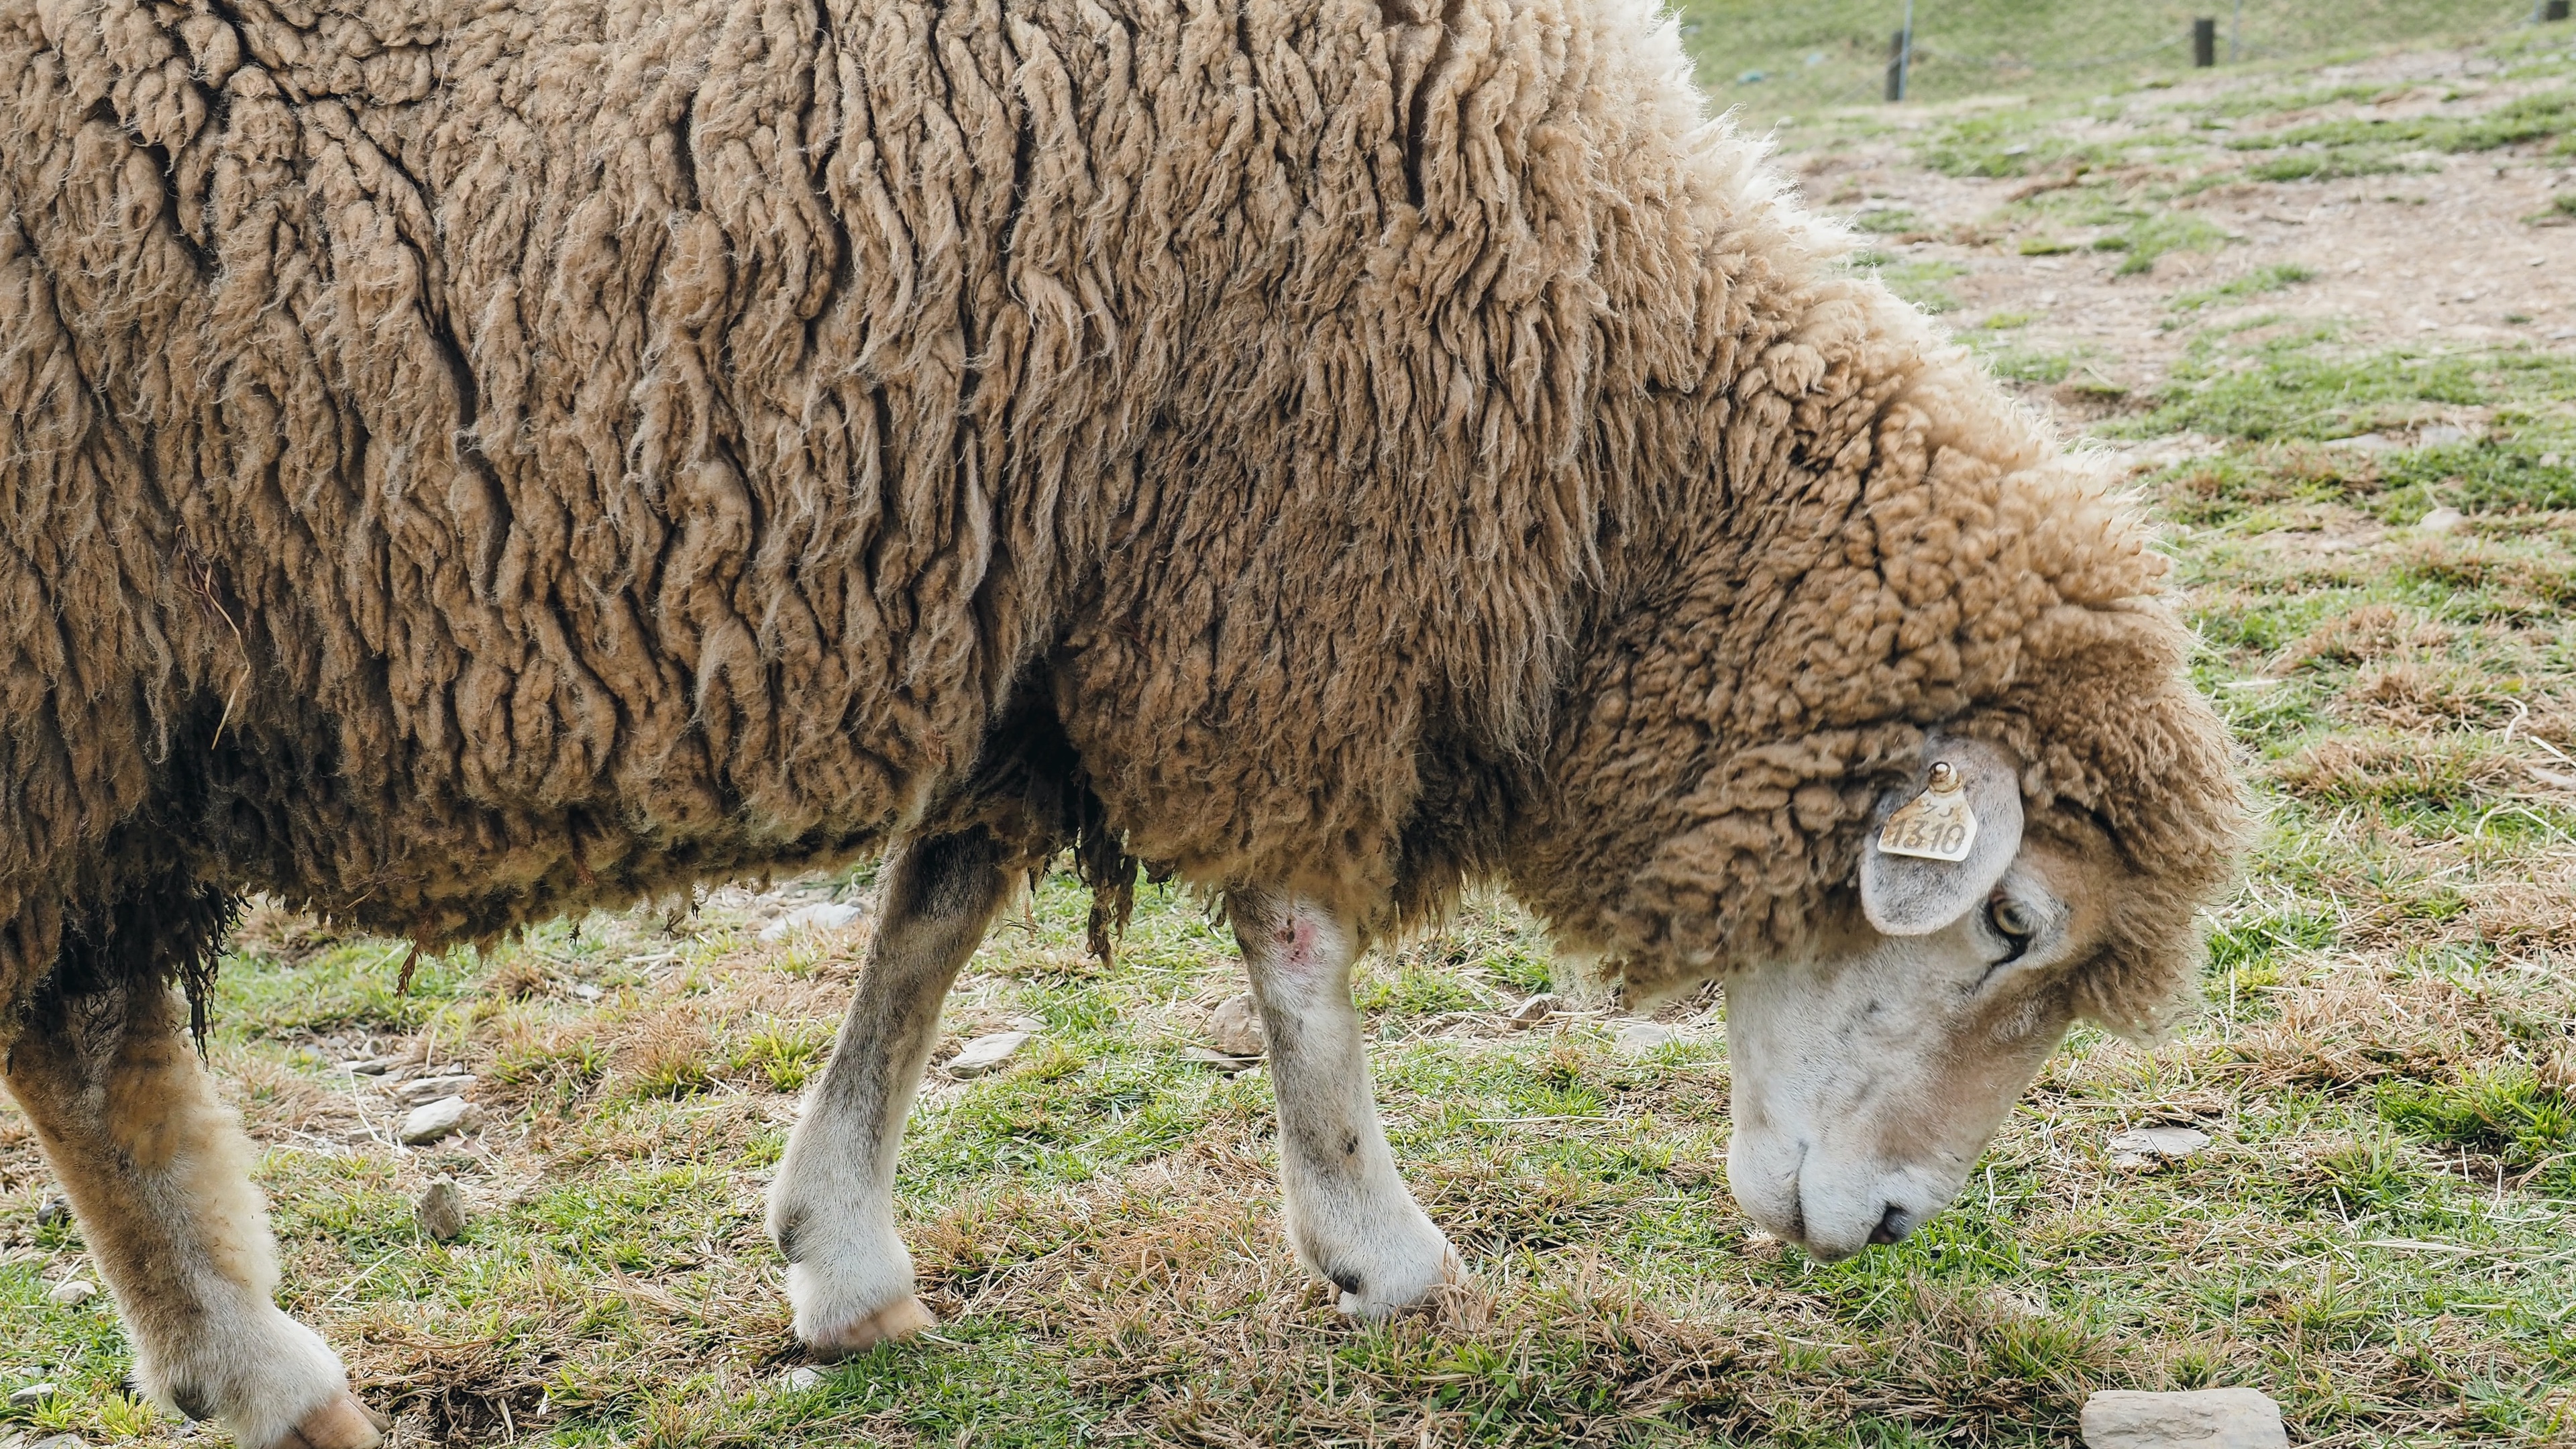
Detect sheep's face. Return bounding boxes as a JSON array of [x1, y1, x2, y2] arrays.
[[1719, 737, 2124, 1260]]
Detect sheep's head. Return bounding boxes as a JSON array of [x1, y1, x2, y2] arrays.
[[1504, 442, 2246, 1260], [1721, 734, 2155, 1259]]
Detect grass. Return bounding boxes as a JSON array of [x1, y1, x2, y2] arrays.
[[1677, 0, 2544, 117], [2093, 211, 2234, 276], [2171, 263, 2317, 313], [1852, 251, 1968, 313]]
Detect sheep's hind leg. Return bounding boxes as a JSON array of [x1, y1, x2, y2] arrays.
[[1229, 888, 1463, 1318], [767, 830, 1014, 1357], [2, 980, 382, 1449]]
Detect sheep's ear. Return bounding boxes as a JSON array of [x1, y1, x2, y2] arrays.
[[1860, 737, 2025, 937]]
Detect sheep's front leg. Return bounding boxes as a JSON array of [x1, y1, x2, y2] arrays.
[[1229, 889, 1462, 1317], [1, 981, 382, 1449], [767, 830, 1014, 1356]]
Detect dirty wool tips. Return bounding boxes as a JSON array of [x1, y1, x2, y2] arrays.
[[1876, 759, 1980, 863]]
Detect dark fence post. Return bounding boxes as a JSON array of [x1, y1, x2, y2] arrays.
[[1886, 29, 1907, 101], [2193, 17, 2217, 66], [2549, 1, 2572, 23]]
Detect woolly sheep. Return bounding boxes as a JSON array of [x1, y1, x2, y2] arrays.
[[0, 0, 2245, 1440]]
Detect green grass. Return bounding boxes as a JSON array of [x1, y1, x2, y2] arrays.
[[1677, 0, 2543, 117], [2121, 329, 2490, 441], [1854, 252, 1969, 313], [2171, 263, 2318, 313], [2235, 87, 2576, 155], [2094, 211, 2235, 276]]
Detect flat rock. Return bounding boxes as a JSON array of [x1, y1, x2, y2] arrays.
[[2416, 423, 2473, 448], [2080, 1388, 2286, 1449], [392, 1074, 476, 1106], [2325, 431, 2396, 451], [759, 902, 866, 942], [7, 1384, 58, 1408], [1508, 991, 1559, 1028], [783, 1366, 824, 1391], [946, 1031, 1030, 1078], [2416, 506, 2466, 533], [1203, 994, 1266, 1058], [341, 1057, 398, 1075], [33, 1436, 87, 1449], [2110, 1126, 2211, 1168], [398, 1095, 480, 1146], [42, 1279, 96, 1306], [1614, 1021, 1680, 1053], [417, 1178, 467, 1241]]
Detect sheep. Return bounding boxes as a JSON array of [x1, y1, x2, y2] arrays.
[[0, 0, 2247, 1439]]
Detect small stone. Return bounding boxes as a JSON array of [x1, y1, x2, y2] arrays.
[[783, 1366, 824, 1392], [2109, 1126, 2211, 1169], [2080, 1387, 2286, 1449], [1008, 1014, 1046, 1033], [7, 1384, 58, 1408], [1181, 1046, 1257, 1073], [1614, 1021, 1680, 1053], [1507, 992, 1559, 1029], [416, 1178, 467, 1241], [570, 982, 604, 1002], [398, 1096, 480, 1146], [32, 1436, 87, 1449], [759, 902, 865, 942], [2326, 431, 2396, 451], [2416, 424, 2472, 448], [2416, 506, 2466, 533], [392, 1074, 476, 1106], [946, 1031, 1030, 1078], [342, 1057, 397, 1075], [1204, 994, 1267, 1058], [43, 1279, 96, 1306], [34, 1195, 70, 1228]]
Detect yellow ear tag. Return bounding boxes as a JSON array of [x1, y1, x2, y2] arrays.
[[1876, 761, 1979, 863]]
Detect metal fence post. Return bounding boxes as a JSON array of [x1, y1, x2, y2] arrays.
[[2193, 17, 2217, 65]]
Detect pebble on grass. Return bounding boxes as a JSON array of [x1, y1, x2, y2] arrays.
[[399, 1096, 480, 1146], [946, 1031, 1030, 1078]]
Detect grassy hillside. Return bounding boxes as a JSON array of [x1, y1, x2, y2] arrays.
[[1678, 0, 2546, 119]]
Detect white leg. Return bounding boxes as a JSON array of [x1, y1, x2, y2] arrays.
[[767, 831, 1013, 1356], [3, 982, 382, 1449], [1228, 889, 1462, 1317]]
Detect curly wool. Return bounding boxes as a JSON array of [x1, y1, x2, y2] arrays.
[[0, 0, 2241, 1036]]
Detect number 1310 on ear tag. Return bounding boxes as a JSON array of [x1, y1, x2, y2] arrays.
[[1876, 761, 1978, 863]]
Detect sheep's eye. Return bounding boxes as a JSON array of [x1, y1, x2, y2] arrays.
[[1988, 897, 2038, 941]]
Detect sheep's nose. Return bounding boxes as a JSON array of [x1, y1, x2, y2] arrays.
[[1867, 1203, 1911, 1246]]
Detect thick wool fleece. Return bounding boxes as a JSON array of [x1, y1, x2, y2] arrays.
[[0, 0, 2241, 1035]]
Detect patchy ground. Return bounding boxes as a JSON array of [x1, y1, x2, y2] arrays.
[[1789, 32, 2576, 438], [9, 26, 2576, 1449]]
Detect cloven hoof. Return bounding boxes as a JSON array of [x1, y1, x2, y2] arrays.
[[278, 1393, 390, 1449], [808, 1295, 936, 1359]]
